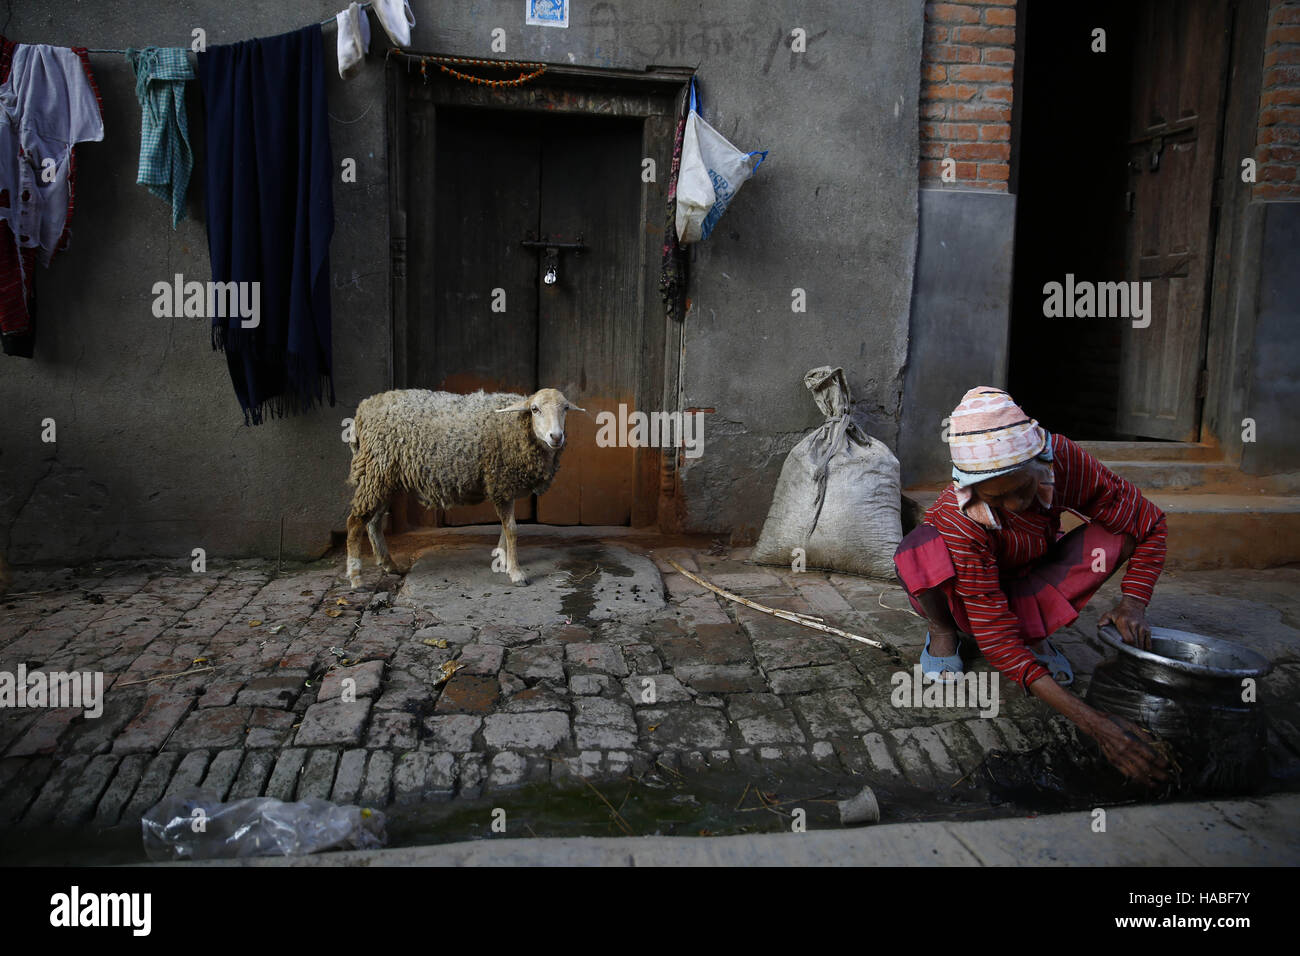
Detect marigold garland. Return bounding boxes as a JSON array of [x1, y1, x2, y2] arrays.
[[402, 52, 548, 88]]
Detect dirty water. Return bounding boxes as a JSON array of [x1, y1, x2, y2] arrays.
[[0, 759, 1238, 866], [384, 744, 1298, 849], [0, 767, 1001, 866], [382, 766, 1005, 848], [979, 743, 1154, 812]]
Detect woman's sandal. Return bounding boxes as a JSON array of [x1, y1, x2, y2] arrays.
[[1030, 636, 1074, 686], [921, 632, 966, 684]]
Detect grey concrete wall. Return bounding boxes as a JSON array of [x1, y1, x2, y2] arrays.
[[1241, 200, 1300, 476], [663, 4, 924, 538], [0, 1, 390, 566], [899, 188, 1017, 488], [0, 0, 923, 562]]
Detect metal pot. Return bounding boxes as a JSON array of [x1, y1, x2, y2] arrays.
[[1085, 625, 1273, 794]]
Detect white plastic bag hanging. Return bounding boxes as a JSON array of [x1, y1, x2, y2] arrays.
[[675, 79, 767, 244]]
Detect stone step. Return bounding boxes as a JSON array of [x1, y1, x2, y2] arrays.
[[901, 488, 1300, 570], [1147, 493, 1300, 570], [1098, 459, 1300, 492], [1077, 440, 1220, 462]]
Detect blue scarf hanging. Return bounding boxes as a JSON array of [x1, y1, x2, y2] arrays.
[[197, 25, 335, 425]]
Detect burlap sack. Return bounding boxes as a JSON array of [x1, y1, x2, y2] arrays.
[[751, 367, 902, 579]]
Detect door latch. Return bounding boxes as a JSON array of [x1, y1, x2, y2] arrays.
[[1150, 135, 1165, 172], [521, 234, 587, 286]]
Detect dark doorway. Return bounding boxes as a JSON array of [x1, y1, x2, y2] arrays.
[[1009, 0, 1234, 441]]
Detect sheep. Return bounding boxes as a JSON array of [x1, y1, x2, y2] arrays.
[[344, 387, 584, 589]]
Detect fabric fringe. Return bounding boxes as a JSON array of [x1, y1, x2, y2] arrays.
[[212, 329, 335, 425], [241, 372, 336, 427]]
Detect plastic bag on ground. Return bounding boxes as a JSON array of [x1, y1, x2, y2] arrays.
[[751, 367, 903, 580], [675, 79, 767, 244], [141, 790, 387, 861]]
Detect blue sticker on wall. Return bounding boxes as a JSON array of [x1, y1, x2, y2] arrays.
[[526, 0, 569, 29]]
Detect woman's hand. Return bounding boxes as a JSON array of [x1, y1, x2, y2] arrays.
[[1030, 675, 1170, 788], [1099, 595, 1152, 649], [1089, 713, 1171, 787]]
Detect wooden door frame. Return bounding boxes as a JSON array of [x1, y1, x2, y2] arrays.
[[385, 55, 691, 529], [1116, 0, 1237, 442], [1187, 0, 1239, 444], [1202, 0, 1270, 463], [1118, 0, 1265, 451]]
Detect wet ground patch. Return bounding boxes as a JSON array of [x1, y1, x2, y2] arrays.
[[396, 543, 664, 629]]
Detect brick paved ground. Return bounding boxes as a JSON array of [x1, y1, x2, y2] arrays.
[[2, 531, 1298, 849]]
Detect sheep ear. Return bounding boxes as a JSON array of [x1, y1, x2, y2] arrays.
[[565, 402, 588, 415], [495, 399, 532, 413]]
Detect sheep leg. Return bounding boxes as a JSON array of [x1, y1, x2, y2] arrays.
[[345, 512, 368, 589], [366, 506, 403, 575], [493, 499, 528, 585]]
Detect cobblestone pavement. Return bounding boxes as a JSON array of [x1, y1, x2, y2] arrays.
[[2, 530, 1298, 851]]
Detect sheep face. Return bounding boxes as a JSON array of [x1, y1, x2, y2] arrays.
[[496, 388, 585, 451]]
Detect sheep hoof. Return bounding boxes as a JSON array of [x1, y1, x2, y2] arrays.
[[509, 570, 529, 586], [348, 575, 363, 590]]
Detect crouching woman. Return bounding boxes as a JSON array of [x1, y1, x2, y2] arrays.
[[894, 386, 1171, 786]]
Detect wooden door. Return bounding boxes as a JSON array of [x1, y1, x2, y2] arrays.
[[535, 115, 643, 525], [1117, 0, 1231, 440], [404, 106, 642, 526], [407, 107, 539, 525]]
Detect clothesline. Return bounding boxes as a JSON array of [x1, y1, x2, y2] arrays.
[[80, 2, 371, 55], [4, 14, 344, 404]]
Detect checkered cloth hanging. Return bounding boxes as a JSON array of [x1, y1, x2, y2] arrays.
[[126, 47, 193, 228]]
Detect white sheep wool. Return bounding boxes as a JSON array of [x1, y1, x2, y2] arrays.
[[751, 367, 903, 580]]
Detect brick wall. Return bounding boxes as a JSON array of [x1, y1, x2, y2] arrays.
[[919, 0, 1017, 191], [1257, 0, 1300, 199]]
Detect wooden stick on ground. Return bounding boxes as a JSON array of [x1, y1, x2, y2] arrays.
[[666, 558, 903, 661], [116, 665, 215, 688], [582, 777, 634, 836]]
